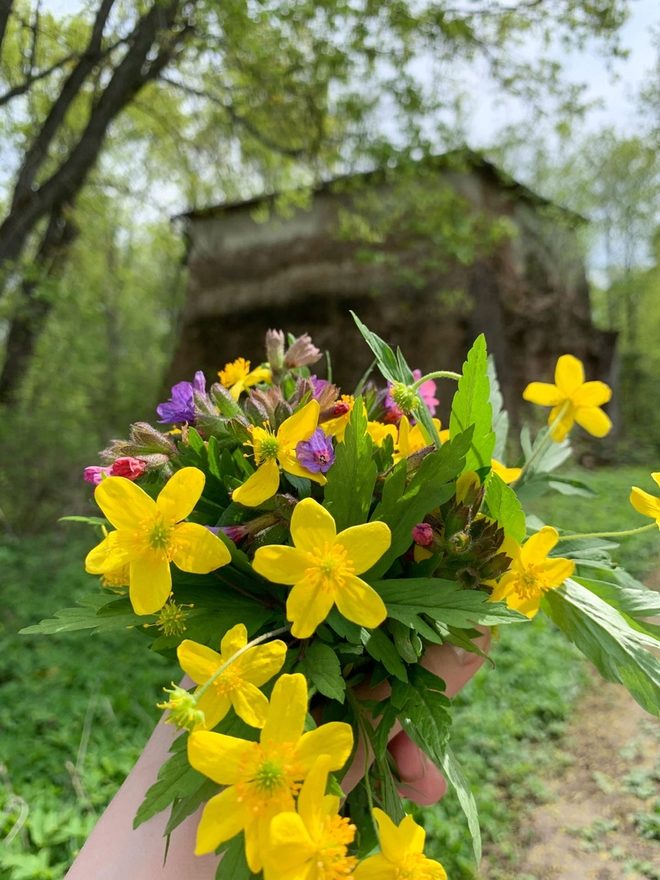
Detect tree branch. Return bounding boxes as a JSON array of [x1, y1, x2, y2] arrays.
[[0, 50, 78, 107], [0, 0, 12, 57]]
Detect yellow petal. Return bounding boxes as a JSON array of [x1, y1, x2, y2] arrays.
[[554, 354, 584, 395], [652, 472, 660, 489], [335, 522, 391, 574], [286, 573, 336, 638], [630, 486, 660, 522], [171, 522, 231, 573], [522, 382, 563, 407], [85, 530, 131, 574], [261, 674, 308, 744], [548, 404, 575, 442], [233, 458, 281, 507], [572, 380, 612, 407], [489, 571, 517, 602], [177, 639, 221, 684], [220, 622, 248, 657], [157, 467, 205, 522], [353, 853, 396, 879], [520, 527, 558, 565], [194, 787, 246, 855], [297, 754, 333, 838], [252, 545, 311, 585], [290, 498, 336, 552], [188, 731, 257, 785], [129, 553, 171, 615], [237, 640, 288, 687], [296, 722, 353, 773], [94, 476, 156, 530], [334, 575, 387, 630], [195, 689, 231, 731], [491, 460, 522, 484], [540, 557, 575, 587], [277, 400, 320, 447], [504, 590, 542, 619], [574, 406, 612, 438], [266, 813, 315, 874], [231, 681, 270, 728]]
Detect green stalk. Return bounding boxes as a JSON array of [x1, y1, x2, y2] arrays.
[[556, 523, 656, 542]]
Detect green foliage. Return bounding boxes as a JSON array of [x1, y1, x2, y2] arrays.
[[323, 398, 377, 530], [483, 472, 526, 543], [449, 335, 495, 472], [297, 640, 346, 703]]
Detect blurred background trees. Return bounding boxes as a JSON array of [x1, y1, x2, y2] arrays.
[[0, 0, 658, 529]]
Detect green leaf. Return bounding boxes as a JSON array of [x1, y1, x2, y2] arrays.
[[215, 834, 256, 879], [297, 641, 346, 703], [575, 575, 660, 640], [351, 312, 404, 384], [20, 594, 145, 635], [449, 335, 495, 471], [440, 746, 482, 864], [391, 666, 452, 763], [543, 579, 660, 716], [134, 736, 206, 828], [362, 627, 408, 682], [487, 354, 509, 461], [324, 398, 377, 530], [484, 471, 526, 542], [368, 432, 472, 578], [165, 778, 219, 835], [373, 578, 526, 636]]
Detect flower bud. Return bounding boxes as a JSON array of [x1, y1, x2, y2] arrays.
[[266, 329, 286, 372], [412, 522, 434, 547], [284, 333, 322, 368], [83, 465, 111, 485], [157, 684, 205, 731], [110, 457, 147, 480]]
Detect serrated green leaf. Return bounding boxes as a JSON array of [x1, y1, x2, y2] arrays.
[[134, 736, 206, 828], [449, 335, 495, 471], [351, 312, 404, 384], [297, 641, 346, 703], [362, 628, 408, 682], [487, 355, 509, 461], [484, 471, 526, 542], [368, 432, 472, 578], [543, 579, 660, 716], [324, 399, 377, 530], [441, 746, 482, 864], [20, 594, 144, 635], [391, 666, 452, 764], [216, 834, 255, 879], [165, 777, 219, 835]]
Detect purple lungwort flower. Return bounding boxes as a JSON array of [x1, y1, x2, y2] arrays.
[[83, 465, 111, 486], [295, 429, 335, 474], [309, 375, 330, 399], [156, 371, 206, 424]]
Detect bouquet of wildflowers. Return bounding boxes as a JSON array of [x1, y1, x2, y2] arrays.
[[24, 313, 660, 879]]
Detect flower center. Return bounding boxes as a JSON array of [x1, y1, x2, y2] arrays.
[[213, 664, 241, 697], [312, 816, 357, 880], [514, 565, 544, 600], [236, 742, 303, 815], [148, 516, 173, 551], [155, 599, 189, 636], [219, 357, 251, 387], [251, 427, 280, 465], [307, 543, 355, 591]]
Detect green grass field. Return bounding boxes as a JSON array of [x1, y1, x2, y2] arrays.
[[1, 465, 657, 879]]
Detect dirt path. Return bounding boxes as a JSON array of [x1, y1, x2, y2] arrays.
[[487, 674, 659, 880]]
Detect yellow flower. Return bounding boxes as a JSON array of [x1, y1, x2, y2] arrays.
[[187, 673, 353, 871], [393, 416, 443, 463], [367, 420, 397, 447], [630, 472, 660, 528], [321, 395, 355, 441], [489, 526, 575, 618], [491, 459, 522, 484], [252, 498, 390, 638], [233, 400, 325, 507], [218, 357, 272, 399], [354, 808, 447, 880], [177, 623, 287, 730], [522, 354, 612, 442], [85, 467, 231, 615], [263, 754, 357, 880]]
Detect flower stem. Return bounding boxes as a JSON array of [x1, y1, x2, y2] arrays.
[[194, 625, 289, 703], [411, 370, 461, 390], [516, 402, 570, 483], [556, 524, 655, 542]]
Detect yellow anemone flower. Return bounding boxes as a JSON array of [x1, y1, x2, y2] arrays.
[[177, 623, 287, 730], [630, 472, 660, 528], [233, 400, 324, 508], [393, 416, 443, 463], [321, 395, 355, 441], [252, 498, 390, 638], [522, 354, 612, 442], [367, 420, 397, 447], [354, 808, 447, 880], [489, 526, 575, 618], [491, 459, 522, 484], [263, 754, 357, 880], [85, 467, 231, 615], [218, 357, 272, 400], [187, 673, 353, 871]]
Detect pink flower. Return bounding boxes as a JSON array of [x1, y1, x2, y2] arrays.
[[83, 465, 111, 486], [412, 522, 434, 547], [109, 457, 147, 480]]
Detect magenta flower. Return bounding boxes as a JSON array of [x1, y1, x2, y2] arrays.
[[110, 457, 147, 480], [295, 429, 335, 473], [412, 522, 434, 547], [83, 465, 111, 486], [156, 371, 206, 424]]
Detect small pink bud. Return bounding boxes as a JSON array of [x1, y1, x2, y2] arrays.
[[83, 465, 111, 486], [412, 522, 434, 547], [110, 457, 147, 480], [220, 524, 248, 543], [332, 401, 351, 417]]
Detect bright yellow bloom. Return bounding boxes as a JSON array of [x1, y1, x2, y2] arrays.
[[218, 357, 272, 400], [491, 459, 522, 484], [630, 472, 660, 528], [354, 808, 447, 880], [233, 400, 325, 507], [177, 623, 287, 730], [252, 498, 390, 638], [322, 395, 355, 441], [188, 673, 353, 871], [489, 527, 575, 618], [367, 420, 397, 447], [85, 467, 231, 615], [523, 354, 612, 442], [393, 416, 443, 463], [263, 754, 357, 880]]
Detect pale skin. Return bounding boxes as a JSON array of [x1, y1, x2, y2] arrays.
[[65, 631, 489, 879]]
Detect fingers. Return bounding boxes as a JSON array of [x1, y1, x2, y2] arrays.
[[421, 629, 491, 698], [388, 731, 447, 805]]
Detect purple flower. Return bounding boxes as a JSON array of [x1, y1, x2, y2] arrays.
[[309, 376, 330, 399], [295, 429, 335, 474], [83, 465, 111, 486], [156, 371, 206, 424]]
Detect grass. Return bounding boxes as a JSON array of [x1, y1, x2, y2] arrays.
[[0, 465, 656, 878]]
